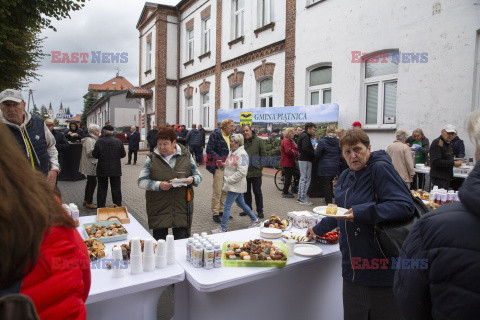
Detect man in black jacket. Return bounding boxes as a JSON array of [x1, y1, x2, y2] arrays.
[[296, 122, 316, 205], [146, 125, 158, 152], [429, 124, 462, 189], [198, 124, 206, 149], [126, 125, 140, 165], [92, 125, 126, 208], [45, 119, 69, 153], [394, 111, 480, 319]]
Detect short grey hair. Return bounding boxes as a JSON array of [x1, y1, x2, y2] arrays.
[[395, 130, 408, 141], [231, 133, 244, 146], [467, 109, 480, 144], [88, 124, 100, 135]]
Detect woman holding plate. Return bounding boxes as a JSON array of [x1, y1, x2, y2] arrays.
[[306, 128, 414, 320], [138, 127, 202, 240]]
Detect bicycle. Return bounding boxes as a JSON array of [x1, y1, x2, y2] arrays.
[[274, 168, 299, 194]]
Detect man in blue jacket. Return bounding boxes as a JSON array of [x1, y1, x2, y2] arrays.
[[185, 124, 203, 165], [206, 119, 234, 223], [126, 125, 140, 165]]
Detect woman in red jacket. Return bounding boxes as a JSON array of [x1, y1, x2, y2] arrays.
[[280, 127, 299, 198], [0, 121, 90, 320]]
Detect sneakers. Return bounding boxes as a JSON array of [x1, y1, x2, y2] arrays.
[[257, 212, 264, 219], [248, 220, 262, 228], [211, 227, 227, 234], [282, 194, 294, 198], [219, 212, 233, 219], [212, 215, 221, 223], [297, 198, 313, 205]]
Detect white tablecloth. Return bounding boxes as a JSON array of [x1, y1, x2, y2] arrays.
[[174, 226, 343, 320], [78, 215, 185, 320], [414, 167, 470, 179]]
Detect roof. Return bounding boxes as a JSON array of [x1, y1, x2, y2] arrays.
[[126, 87, 153, 99], [87, 76, 134, 92], [66, 114, 82, 122]]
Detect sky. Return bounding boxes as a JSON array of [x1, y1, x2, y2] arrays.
[[26, 0, 179, 115]]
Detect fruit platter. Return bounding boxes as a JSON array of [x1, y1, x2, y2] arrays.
[[316, 230, 340, 244]]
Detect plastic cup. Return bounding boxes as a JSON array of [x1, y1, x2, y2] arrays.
[[130, 254, 143, 275], [155, 240, 167, 269], [130, 238, 142, 256], [143, 239, 155, 271], [286, 239, 296, 257], [111, 247, 125, 278]]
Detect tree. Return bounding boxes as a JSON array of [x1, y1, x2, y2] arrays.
[[31, 105, 40, 117], [81, 92, 96, 125], [0, 1, 87, 88], [40, 104, 48, 119]]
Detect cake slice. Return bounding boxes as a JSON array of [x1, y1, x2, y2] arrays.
[[326, 203, 338, 215]]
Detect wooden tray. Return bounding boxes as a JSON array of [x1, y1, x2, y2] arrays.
[[97, 204, 130, 224]]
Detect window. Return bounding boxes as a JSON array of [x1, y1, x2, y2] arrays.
[[186, 97, 193, 128], [202, 92, 210, 128], [259, 78, 273, 108], [364, 51, 398, 126], [258, 0, 272, 27], [146, 39, 152, 70], [187, 29, 194, 61], [308, 66, 332, 105], [233, 0, 245, 39], [232, 85, 243, 109], [202, 17, 211, 54]]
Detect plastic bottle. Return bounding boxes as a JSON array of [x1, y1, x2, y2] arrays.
[[193, 243, 203, 268], [204, 245, 214, 270], [186, 238, 193, 262], [213, 243, 222, 268]]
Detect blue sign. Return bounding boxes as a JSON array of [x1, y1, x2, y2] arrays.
[[56, 114, 73, 119]]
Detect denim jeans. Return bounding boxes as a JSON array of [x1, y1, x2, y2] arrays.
[[298, 160, 312, 200], [221, 192, 257, 230]]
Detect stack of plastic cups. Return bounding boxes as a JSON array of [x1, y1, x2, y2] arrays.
[[143, 239, 155, 271], [201, 232, 208, 238], [111, 247, 125, 278], [130, 238, 143, 275], [155, 239, 166, 268], [166, 235, 175, 265]]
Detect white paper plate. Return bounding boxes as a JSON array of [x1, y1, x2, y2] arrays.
[[313, 206, 349, 217], [260, 227, 283, 239], [293, 245, 323, 257], [169, 178, 191, 183]]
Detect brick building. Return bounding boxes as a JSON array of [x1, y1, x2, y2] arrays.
[[135, 0, 480, 158]]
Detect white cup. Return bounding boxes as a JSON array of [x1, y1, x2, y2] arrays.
[[130, 254, 143, 275], [167, 251, 175, 265], [286, 239, 296, 257], [130, 238, 142, 256], [155, 240, 167, 268], [166, 235, 175, 250], [111, 247, 125, 278], [143, 239, 155, 271]]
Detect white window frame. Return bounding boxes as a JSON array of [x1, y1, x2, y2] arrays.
[[146, 39, 152, 71], [362, 51, 398, 129], [308, 65, 332, 105], [232, 85, 243, 109], [202, 17, 211, 54], [186, 97, 193, 128], [258, 0, 273, 27], [202, 92, 210, 128], [258, 77, 273, 108], [233, 0, 245, 39], [187, 28, 194, 61]]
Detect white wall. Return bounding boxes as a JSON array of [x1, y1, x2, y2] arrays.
[[295, 0, 480, 155], [180, 74, 215, 130], [139, 19, 156, 86], [115, 108, 138, 127], [220, 52, 285, 110], [166, 86, 177, 124], [221, 0, 286, 62], [180, 0, 216, 79], [167, 16, 179, 80]]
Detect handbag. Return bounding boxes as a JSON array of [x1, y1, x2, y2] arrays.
[[0, 280, 40, 320], [370, 161, 431, 258]]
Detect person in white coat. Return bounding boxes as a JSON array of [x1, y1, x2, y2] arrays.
[[212, 134, 262, 233], [79, 124, 100, 209]]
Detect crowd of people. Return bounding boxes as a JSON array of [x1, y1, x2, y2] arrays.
[[1, 85, 479, 319]]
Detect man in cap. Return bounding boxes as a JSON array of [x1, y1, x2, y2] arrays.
[[0, 89, 59, 186], [429, 124, 463, 189], [45, 118, 69, 153]]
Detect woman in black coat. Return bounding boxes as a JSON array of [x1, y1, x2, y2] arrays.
[[394, 110, 480, 319]]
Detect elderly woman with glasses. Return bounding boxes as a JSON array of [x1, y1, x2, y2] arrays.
[[212, 134, 262, 233]]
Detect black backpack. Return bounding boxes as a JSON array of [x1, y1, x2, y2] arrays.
[[370, 161, 431, 258], [0, 280, 40, 320]]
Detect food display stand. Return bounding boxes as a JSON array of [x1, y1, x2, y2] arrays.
[[173, 226, 343, 320], [78, 215, 185, 320]]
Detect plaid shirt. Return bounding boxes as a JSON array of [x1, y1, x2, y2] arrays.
[[137, 145, 202, 191]]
